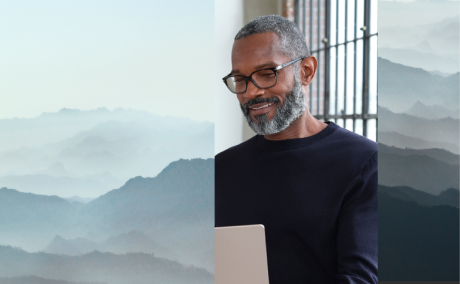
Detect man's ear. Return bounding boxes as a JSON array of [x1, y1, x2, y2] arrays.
[[300, 56, 317, 86]]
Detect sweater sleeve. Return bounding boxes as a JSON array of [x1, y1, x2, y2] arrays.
[[335, 151, 378, 284]]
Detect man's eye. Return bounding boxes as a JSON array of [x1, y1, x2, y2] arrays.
[[234, 77, 244, 82], [258, 71, 275, 77]]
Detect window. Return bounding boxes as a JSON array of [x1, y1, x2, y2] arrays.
[[292, 0, 378, 140]]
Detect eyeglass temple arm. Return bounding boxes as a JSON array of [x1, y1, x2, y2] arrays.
[[274, 56, 308, 71]]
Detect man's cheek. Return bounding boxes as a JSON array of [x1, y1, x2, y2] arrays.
[[266, 104, 278, 120]]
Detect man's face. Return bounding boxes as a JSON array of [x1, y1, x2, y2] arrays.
[[231, 32, 306, 135]]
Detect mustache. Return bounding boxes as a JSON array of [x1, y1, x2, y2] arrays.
[[243, 97, 280, 109]]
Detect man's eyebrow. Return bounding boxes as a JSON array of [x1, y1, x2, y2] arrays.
[[231, 61, 279, 75]]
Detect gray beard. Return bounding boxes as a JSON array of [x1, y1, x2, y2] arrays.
[[240, 76, 306, 135]]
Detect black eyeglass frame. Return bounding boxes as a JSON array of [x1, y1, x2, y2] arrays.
[[222, 56, 307, 94]]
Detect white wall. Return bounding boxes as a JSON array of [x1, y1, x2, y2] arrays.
[[214, 0, 245, 155], [214, 0, 283, 154]]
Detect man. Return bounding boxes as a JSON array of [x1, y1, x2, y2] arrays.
[[215, 15, 377, 284]]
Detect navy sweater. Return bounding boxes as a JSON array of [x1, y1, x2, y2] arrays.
[[215, 122, 378, 284]]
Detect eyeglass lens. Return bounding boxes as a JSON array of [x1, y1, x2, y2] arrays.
[[225, 69, 277, 93]]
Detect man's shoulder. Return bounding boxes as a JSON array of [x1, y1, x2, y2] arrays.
[[327, 125, 378, 171], [331, 126, 377, 153]]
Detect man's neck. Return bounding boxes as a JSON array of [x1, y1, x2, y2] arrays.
[[263, 110, 328, 141]]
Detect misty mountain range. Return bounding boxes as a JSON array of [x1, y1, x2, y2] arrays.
[[378, 3, 459, 281], [379, 106, 458, 151], [0, 158, 214, 273], [378, 57, 459, 113], [379, 184, 458, 208], [0, 275, 106, 284], [0, 108, 214, 197], [0, 246, 213, 284], [0, 173, 121, 199], [379, 191, 459, 281], [379, 15, 459, 73], [405, 101, 459, 120], [379, 131, 459, 155], [378, 46, 458, 75], [42, 230, 172, 257], [0, 108, 211, 151], [378, 143, 459, 195], [379, 143, 459, 165]]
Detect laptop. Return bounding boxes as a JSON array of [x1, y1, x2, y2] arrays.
[[215, 224, 270, 284]]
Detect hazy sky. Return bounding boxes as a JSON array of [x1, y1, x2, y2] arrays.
[[0, 0, 214, 121], [379, 0, 460, 28]]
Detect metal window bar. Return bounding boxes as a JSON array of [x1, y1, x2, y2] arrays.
[[309, 0, 313, 113], [294, 0, 378, 139]]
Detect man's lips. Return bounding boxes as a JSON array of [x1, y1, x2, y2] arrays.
[[248, 102, 276, 116], [249, 102, 274, 110]]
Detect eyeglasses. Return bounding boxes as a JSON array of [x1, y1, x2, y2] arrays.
[[222, 57, 306, 94]]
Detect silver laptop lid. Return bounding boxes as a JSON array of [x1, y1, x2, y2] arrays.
[[215, 224, 269, 284]]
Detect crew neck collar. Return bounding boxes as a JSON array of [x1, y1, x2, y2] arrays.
[[255, 121, 338, 151]]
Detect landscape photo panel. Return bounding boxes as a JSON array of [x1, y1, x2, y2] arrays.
[[378, 0, 459, 281], [0, 1, 215, 284]]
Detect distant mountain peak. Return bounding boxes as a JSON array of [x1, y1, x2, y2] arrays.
[[43, 235, 82, 256], [53, 235, 66, 241], [405, 101, 429, 112], [118, 158, 214, 190], [45, 161, 69, 176], [412, 40, 434, 53], [405, 101, 459, 120], [440, 187, 460, 195], [59, 108, 80, 113], [158, 158, 213, 176], [58, 107, 111, 113], [0, 187, 14, 192]]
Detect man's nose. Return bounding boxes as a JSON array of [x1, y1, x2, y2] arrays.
[[244, 79, 264, 100]]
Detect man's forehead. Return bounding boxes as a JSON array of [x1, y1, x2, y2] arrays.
[[231, 32, 289, 73]]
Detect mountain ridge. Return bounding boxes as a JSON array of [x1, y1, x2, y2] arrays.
[[379, 143, 459, 165], [42, 230, 172, 258], [0, 245, 213, 284], [379, 184, 459, 208], [405, 101, 459, 120], [0, 158, 214, 272], [378, 131, 459, 154], [0, 108, 213, 153], [379, 150, 459, 195], [379, 191, 459, 280], [0, 117, 214, 196], [378, 57, 459, 112], [379, 106, 459, 148]]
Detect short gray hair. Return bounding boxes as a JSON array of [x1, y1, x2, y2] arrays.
[[235, 15, 310, 60]]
